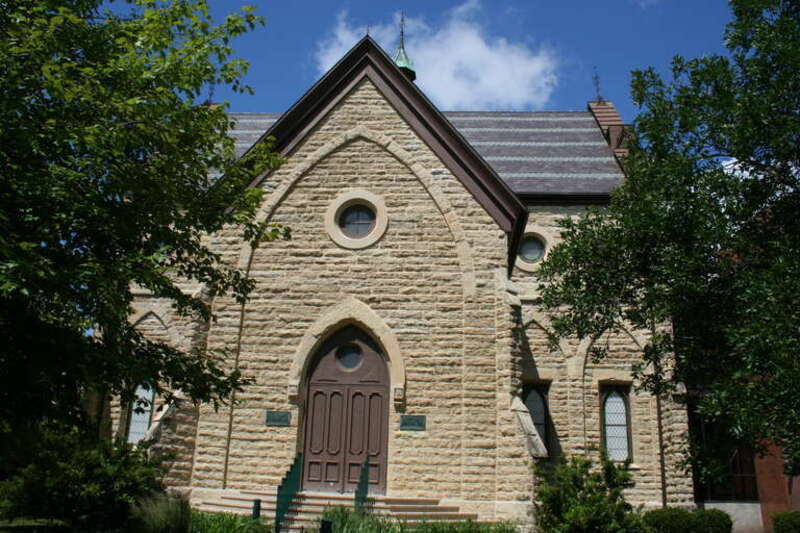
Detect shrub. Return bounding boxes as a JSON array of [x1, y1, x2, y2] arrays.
[[643, 508, 694, 533], [321, 506, 517, 533], [693, 509, 732, 533], [642, 507, 733, 533], [189, 510, 270, 533], [774, 511, 800, 533], [414, 522, 518, 533], [323, 506, 398, 533], [534, 455, 648, 533], [0, 424, 163, 531], [130, 494, 192, 533]]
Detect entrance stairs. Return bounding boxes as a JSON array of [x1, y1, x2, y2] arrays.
[[194, 490, 480, 532]]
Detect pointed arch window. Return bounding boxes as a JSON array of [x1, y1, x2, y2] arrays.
[[126, 384, 155, 444], [523, 385, 549, 451], [602, 388, 631, 461]]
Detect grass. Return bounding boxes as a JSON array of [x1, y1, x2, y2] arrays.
[[129, 494, 271, 533], [0, 518, 69, 532]]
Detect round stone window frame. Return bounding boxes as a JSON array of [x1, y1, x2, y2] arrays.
[[515, 227, 554, 273], [325, 189, 388, 250]]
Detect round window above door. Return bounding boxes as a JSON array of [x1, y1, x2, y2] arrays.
[[335, 344, 363, 370]]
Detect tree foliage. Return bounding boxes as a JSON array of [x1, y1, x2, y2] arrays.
[[537, 0, 800, 472], [0, 0, 284, 444]]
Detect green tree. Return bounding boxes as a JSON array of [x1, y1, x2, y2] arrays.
[[0, 0, 284, 457], [537, 0, 800, 474]]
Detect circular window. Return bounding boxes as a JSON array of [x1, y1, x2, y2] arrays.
[[325, 190, 388, 250], [519, 235, 545, 264], [338, 204, 376, 238], [336, 344, 363, 370]]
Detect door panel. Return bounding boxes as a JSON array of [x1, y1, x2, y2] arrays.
[[367, 393, 382, 456], [349, 392, 365, 455], [302, 327, 389, 494], [327, 391, 344, 454]]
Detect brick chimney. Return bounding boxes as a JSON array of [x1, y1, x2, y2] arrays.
[[588, 100, 629, 157]]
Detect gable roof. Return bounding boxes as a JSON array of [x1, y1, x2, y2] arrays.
[[231, 111, 623, 204], [445, 111, 623, 202], [240, 36, 528, 274]]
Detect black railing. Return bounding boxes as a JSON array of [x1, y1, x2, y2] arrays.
[[354, 455, 372, 514], [275, 453, 303, 532]]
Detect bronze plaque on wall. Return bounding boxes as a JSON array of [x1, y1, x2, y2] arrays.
[[399, 415, 426, 431], [266, 410, 291, 427]]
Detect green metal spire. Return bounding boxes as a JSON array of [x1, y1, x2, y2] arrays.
[[393, 13, 416, 81]]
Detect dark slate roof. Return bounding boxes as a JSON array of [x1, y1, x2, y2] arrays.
[[228, 110, 623, 200]]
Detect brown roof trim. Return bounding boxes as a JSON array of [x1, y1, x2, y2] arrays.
[[245, 36, 527, 275]]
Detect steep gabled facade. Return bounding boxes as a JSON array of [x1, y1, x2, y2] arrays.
[[115, 37, 695, 528]]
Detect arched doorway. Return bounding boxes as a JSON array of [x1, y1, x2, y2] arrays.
[[302, 326, 389, 494]]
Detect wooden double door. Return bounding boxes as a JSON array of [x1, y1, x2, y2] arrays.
[[302, 326, 389, 494]]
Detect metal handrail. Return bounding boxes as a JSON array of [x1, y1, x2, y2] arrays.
[[275, 453, 303, 532]]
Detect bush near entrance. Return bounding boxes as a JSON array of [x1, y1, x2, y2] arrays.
[[774, 511, 800, 533], [644, 508, 732, 533]]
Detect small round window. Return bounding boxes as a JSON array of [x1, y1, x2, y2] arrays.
[[336, 344, 363, 370], [519, 235, 545, 263], [338, 204, 376, 238], [325, 190, 388, 249]]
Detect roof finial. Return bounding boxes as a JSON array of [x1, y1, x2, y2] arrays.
[[592, 66, 605, 103], [393, 12, 416, 82]]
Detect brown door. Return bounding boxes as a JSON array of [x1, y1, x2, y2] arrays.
[[302, 326, 389, 494]]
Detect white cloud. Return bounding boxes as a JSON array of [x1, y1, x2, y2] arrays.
[[314, 2, 558, 110]]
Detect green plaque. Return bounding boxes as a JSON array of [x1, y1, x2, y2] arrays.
[[266, 410, 291, 427], [400, 415, 426, 431]]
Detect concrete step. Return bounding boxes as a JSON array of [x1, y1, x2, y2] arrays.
[[195, 503, 262, 515], [199, 499, 267, 511], [384, 505, 460, 513], [195, 488, 478, 530], [221, 493, 278, 504]]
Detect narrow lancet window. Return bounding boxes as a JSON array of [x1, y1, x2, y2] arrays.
[[602, 389, 631, 461], [524, 387, 548, 449], [127, 384, 155, 444]]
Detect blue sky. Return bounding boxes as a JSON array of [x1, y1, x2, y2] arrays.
[[210, 0, 732, 122]]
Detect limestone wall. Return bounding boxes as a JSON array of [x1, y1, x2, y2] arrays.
[[186, 78, 532, 520], [512, 206, 694, 508]]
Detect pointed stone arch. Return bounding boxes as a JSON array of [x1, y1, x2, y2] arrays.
[[288, 296, 406, 410], [523, 311, 572, 358], [237, 125, 477, 298], [130, 307, 186, 349]]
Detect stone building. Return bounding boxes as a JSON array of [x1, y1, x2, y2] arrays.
[[115, 37, 696, 528]]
